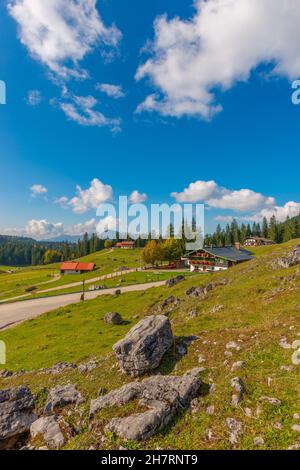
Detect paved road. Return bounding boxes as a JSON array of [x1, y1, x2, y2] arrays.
[[0, 281, 166, 331]]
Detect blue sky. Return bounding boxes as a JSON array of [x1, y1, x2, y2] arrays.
[[1, 0, 300, 239]]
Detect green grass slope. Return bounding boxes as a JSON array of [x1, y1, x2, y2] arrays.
[[0, 248, 143, 301], [1, 240, 300, 450]]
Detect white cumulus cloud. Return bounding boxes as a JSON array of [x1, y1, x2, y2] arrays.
[[248, 201, 300, 222], [25, 219, 64, 239], [129, 190, 148, 204], [57, 178, 113, 214], [136, 0, 300, 119], [172, 180, 275, 212], [65, 218, 97, 236], [8, 0, 121, 78]]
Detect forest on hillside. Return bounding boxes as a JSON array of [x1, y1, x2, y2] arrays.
[[204, 214, 300, 247], [1, 213, 299, 266]]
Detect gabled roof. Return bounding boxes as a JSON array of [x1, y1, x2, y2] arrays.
[[116, 241, 135, 247], [189, 246, 254, 262], [203, 246, 254, 262], [60, 262, 78, 271], [60, 262, 95, 271], [77, 262, 95, 271]]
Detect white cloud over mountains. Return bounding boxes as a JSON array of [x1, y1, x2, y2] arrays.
[[8, 0, 121, 79], [26, 219, 64, 239], [56, 178, 113, 214], [136, 0, 300, 119]]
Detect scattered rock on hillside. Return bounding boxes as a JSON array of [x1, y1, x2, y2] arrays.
[[78, 358, 98, 374], [0, 369, 13, 378], [189, 309, 199, 319], [226, 418, 243, 445], [90, 369, 203, 441], [254, 436, 265, 447], [277, 246, 300, 269], [231, 361, 246, 372], [279, 337, 292, 349], [38, 362, 77, 376], [186, 286, 207, 299], [230, 377, 246, 407], [260, 396, 282, 406], [44, 384, 84, 414], [30, 416, 65, 449], [160, 296, 178, 310], [104, 312, 123, 325], [166, 276, 185, 287], [226, 341, 240, 351], [0, 386, 36, 450], [210, 304, 224, 314], [186, 280, 229, 299], [113, 315, 173, 376], [291, 424, 300, 433]]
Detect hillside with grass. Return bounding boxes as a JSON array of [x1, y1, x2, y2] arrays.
[[1, 240, 300, 450], [0, 249, 144, 301]]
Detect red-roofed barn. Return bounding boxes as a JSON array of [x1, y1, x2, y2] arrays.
[[60, 262, 96, 275]]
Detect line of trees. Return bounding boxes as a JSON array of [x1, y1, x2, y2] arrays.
[[142, 238, 186, 266], [204, 214, 300, 247], [0, 233, 107, 266]]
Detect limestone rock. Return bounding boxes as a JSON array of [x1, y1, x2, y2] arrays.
[[226, 417, 243, 445], [104, 312, 123, 325], [78, 358, 98, 374], [166, 276, 184, 287], [30, 416, 65, 449], [44, 384, 84, 414], [0, 386, 36, 450], [90, 369, 203, 441], [230, 377, 246, 406], [113, 315, 174, 376], [0, 369, 14, 378], [231, 361, 246, 372], [260, 396, 281, 406], [254, 436, 265, 447], [277, 246, 300, 269]]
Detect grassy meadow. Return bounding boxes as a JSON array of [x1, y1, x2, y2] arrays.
[[0, 240, 300, 450]]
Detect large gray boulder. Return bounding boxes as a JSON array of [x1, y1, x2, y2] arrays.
[[113, 315, 174, 376], [90, 368, 203, 441], [0, 386, 36, 450]]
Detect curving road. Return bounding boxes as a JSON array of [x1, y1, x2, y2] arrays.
[[0, 281, 166, 331]]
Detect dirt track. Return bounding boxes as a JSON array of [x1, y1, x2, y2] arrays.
[[0, 281, 166, 331]]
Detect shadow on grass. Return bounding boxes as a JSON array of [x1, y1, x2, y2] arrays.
[[157, 335, 199, 375]]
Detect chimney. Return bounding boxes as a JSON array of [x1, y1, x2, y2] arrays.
[[235, 242, 241, 251]]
